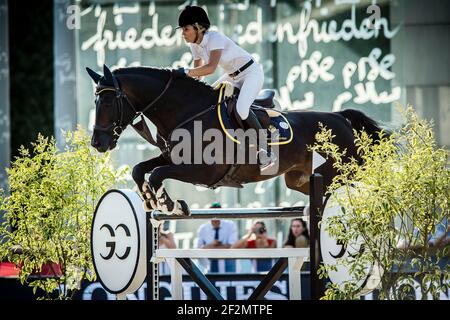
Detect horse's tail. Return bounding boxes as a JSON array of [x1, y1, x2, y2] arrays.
[[337, 109, 390, 143]]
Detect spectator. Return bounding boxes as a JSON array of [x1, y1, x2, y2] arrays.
[[283, 218, 310, 248], [158, 222, 176, 275], [232, 220, 277, 272], [158, 223, 177, 249], [196, 202, 238, 273]]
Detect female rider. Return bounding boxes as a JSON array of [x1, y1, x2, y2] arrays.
[[176, 5, 276, 173]]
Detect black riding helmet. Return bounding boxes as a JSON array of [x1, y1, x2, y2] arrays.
[[177, 5, 211, 30]]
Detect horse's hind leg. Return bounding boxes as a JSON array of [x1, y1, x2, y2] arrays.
[[284, 170, 311, 195], [285, 166, 333, 196]]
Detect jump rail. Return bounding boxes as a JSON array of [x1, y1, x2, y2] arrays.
[[151, 206, 307, 220], [145, 173, 325, 300]]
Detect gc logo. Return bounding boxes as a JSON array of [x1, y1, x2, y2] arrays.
[[328, 220, 365, 260], [100, 224, 131, 260], [92, 189, 147, 295], [320, 186, 382, 296]]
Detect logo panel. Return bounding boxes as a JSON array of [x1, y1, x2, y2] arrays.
[[91, 190, 146, 294]]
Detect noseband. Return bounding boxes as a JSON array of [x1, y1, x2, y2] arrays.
[[94, 72, 173, 143]]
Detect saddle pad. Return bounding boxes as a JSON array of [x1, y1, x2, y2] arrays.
[[218, 98, 293, 146], [261, 109, 293, 145]]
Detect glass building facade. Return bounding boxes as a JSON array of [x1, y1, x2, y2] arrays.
[[0, 0, 9, 196]]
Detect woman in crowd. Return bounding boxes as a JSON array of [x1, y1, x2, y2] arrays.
[[283, 218, 310, 248]]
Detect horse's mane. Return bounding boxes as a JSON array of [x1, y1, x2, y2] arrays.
[[113, 66, 216, 96]]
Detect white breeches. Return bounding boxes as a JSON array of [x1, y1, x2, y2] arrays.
[[212, 62, 264, 120]]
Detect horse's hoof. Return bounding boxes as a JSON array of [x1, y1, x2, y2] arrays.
[[156, 186, 175, 213], [142, 182, 158, 210], [142, 181, 152, 195], [158, 201, 173, 213], [142, 198, 158, 212], [172, 200, 191, 216], [143, 200, 152, 212]]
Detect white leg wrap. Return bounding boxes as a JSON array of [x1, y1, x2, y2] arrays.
[[171, 200, 184, 216]]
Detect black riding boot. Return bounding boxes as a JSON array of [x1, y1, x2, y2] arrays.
[[243, 111, 277, 173]]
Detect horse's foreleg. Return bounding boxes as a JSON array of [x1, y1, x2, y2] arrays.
[[132, 154, 170, 211], [132, 154, 169, 191], [148, 164, 204, 216]]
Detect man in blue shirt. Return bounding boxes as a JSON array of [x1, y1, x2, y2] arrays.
[[196, 202, 238, 273]]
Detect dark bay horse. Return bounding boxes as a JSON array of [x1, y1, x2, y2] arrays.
[[87, 65, 386, 215]]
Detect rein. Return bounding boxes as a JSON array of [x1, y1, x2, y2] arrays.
[[94, 70, 230, 156], [94, 72, 173, 146]]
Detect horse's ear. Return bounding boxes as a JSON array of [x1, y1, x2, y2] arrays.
[[103, 64, 114, 84], [86, 67, 102, 84]]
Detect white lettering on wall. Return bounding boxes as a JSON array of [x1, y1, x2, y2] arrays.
[[81, 5, 183, 67], [80, 0, 402, 117]]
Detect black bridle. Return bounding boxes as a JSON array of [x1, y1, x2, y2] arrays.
[[94, 71, 173, 144], [93, 70, 231, 157]]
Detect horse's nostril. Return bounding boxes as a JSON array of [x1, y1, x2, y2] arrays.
[[91, 138, 99, 148]]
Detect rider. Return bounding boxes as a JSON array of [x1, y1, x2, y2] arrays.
[[176, 5, 277, 173]]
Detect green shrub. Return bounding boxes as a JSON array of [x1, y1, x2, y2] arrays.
[[311, 106, 450, 300], [0, 127, 128, 299]]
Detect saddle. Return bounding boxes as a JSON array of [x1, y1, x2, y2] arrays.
[[216, 82, 293, 146]]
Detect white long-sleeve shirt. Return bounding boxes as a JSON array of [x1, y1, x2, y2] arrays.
[[189, 31, 253, 75]]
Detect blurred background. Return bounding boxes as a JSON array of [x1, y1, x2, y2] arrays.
[[0, 0, 449, 255]]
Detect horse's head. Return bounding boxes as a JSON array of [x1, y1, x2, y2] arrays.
[[87, 64, 214, 153], [86, 65, 134, 152]]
